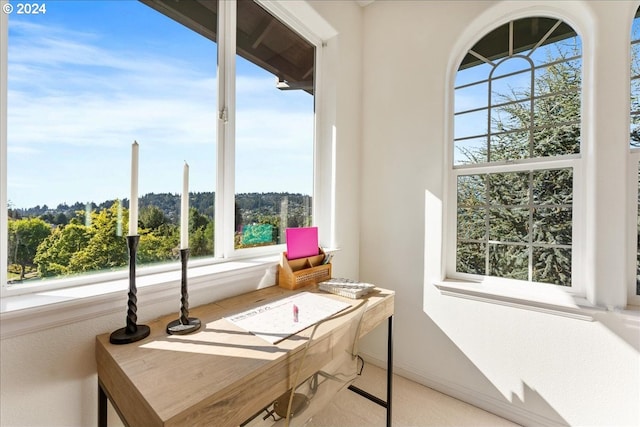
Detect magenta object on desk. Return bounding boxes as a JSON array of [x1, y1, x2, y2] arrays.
[[285, 227, 319, 260]]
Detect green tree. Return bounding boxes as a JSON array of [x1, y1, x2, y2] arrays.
[[8, 217, 51, 280], [6, 192, 315, 282], [53, 212, 68, 226], [138, 231, 179, 263], [35, 223, 92, 277], [140, 205, 168, 230], [189, 207, 213, 256], [67, 202, 128, 273]]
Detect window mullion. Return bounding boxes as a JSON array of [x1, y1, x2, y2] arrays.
[[0, 6, 7, 296], [484, 175, 490, 275], [216, 0, 237, 259]]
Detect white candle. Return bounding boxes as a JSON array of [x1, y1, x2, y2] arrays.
[[180, 162, 189, 249], [129, 141, 139, 236]]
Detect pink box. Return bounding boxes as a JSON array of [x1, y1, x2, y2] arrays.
[[285, 227, 319, 260]]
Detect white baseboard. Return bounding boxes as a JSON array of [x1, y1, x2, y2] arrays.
[[360, 353, 568, 427]]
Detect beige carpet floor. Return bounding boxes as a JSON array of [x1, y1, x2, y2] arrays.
[[307, 362, 519, 427]]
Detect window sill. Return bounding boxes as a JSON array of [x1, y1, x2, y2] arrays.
[[0, 255, 280, 339], [433, 279, 608, 321]]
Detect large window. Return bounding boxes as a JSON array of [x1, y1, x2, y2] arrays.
[[452, 17, 581, 288], [2, 0, 315, 291], [234, 0, 314, 250]]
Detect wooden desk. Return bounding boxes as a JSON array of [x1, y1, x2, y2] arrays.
[[96, 284, 394, 427]]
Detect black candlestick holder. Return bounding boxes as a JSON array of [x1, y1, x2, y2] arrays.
[[167, 248, 201, 335], [110, 235, 151, 344]]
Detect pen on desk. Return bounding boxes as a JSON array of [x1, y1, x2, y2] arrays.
[[293, 304, 299, 322]]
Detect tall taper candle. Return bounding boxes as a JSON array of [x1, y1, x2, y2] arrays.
[[129, 141, 139, 236], [180, 162, 189, 249]]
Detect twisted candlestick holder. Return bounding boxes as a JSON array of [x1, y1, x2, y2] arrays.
[[167, 248, 201, 335], [110, 235, 150, 344]]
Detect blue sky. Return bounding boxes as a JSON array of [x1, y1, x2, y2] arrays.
[[7, 0, 314, 210]]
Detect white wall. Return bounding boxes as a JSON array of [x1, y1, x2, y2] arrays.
[[0, 2, 364, 426], [308, 0, 363, 281], [358, 1, 640, 426]]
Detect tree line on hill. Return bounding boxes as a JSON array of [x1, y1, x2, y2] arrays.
[[7, 192, 311, 283]]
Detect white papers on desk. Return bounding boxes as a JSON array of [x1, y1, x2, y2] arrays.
[[225, 292, 351, 344]]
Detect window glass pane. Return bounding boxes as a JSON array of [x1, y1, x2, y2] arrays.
[[488, 172, 529, 206], [490, 101, 531, 133], [489, 207, 529, 243], [457, 174, 486, 206], [491, 64, 532, 103], [533, 169, 573, 205], [532, 124, 580, 157], [532, 247, 571, 287], [488, 244, 528, 280], [454, 137, 488, 165], [489, 131, 530, 162], [632, 44, 640, 78], [491, 58, 531, 81], [7, 1, 216, 285], [631, 116, 640, 150], [533, 93, 580, 128], [456, 242, 486, 275], [234, 1, 314, 250], [455, 109, 488, 140], [528, 34, 580, 69], [457, 208, 486, 240], [455, 81, 488, 113], [532, 207, 572, 244], [456, 62, 492, 88]]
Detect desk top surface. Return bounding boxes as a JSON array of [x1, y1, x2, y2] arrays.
[[96, 284, 394, 427]]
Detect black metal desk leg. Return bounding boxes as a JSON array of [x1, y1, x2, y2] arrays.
[[345, 314, 394, 425], [387, 315, 393, 427], [98, 382, 107, 427]]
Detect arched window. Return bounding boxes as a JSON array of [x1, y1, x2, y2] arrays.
[[451, 17, 581, 287]]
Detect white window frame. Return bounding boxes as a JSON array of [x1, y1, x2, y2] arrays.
[[0, 0, 339, 336], [218, 0, 324, 260], [0, 2, 7, 301], [447, 156, 584, 293]]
